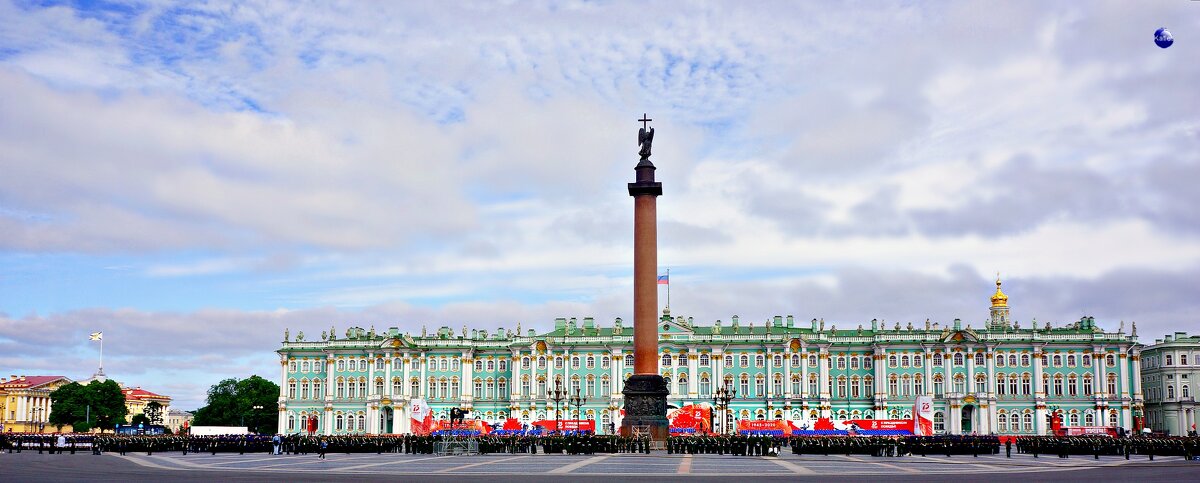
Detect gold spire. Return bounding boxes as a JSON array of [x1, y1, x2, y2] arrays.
[[990, 273, 1008, 307]]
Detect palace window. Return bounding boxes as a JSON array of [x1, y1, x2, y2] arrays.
[[974, 353, 985, 366], [725, 355, 734, 367], [599, 377, 609, 396], [475, 360, 484, 372], [676, 375, 687, 396], [313, 380, 322, 399], [850, 356, 860, 370], [933, 411, 945, 433], [393, 358, 402, 370], [998, 412, 1008, 432], [411, 379, 420, 397], [791, 376, 801, 395], [933, 375, 944, 396], [392, 378, 402, 396], [301, 380, 310, 399], [1023, 412, 1034, 432], [1021, 354, 1030, 366], [359, 379, 367, 398], [864, 354, 873, 369], [773, 355, 783, 368], [700, 354, 710, 367], [301, 361, 309, 372], [1084, 411, 1095, 426], [474, 380, 483, 398], [1009, 354, 1018, 367], [1082, 355, 1092, 367], [374, 379, 383, 396], [808, 374, 818, 396], [625, 354, 634, 367], [337, 360, 346, 372], [600, 357, 609, 369], [554, 357, 563, 369], [1067, 355, 1077, 367], [586, 356, 595, 369], [915, 374, 924, 395], [889, 375, 899, 396], [790, 354, 800, 367], [837, 357, 846, 370], [678, 354, 687, 367], [1053, 375, 1064, 397], [1167, 385, 1174, 399], [933, 353, 943, 367], [914, 355, 923, 367], [538, 378, 547, 398], [411, 358, 419, 370], [1083, 374, 1093, 395], [773, 374, 783, 396], [740, 374, 750, 396], [572, 357, 581, 369], [755, 355, 765, 367], [740, 355, 750, 367], [375, 358, 385, 371], [538, 357, 547, 370], [1106, 354, 1116, 367], [1009, 374, 1018, 396], [701, 376, 712, 397], [997, 355, 1006, 368], [809, 354, 818, 366], [1022, 374, 1031, 396], [288, 380, 296, 399], [975, 374, 987, 393], [953, 353, 964, 366], [889, 355, 898, 368], [1109, 410, 1118, 427], [755, 376, 766, 397], [1052, 355, 1062, 367], [662, 354, 672, 367], [837, 377, 847, 398], [522, 357, 531, 370], [901, 355, 910, 367], [953, 374, 965, 394], [850, 376, 860, 398], [1042, 374, 1049, 395], [1068, 374, 1078, 396], [360, 360, 368, 372], [997, 374, 1007, 395], [902, 375, 912, 397]]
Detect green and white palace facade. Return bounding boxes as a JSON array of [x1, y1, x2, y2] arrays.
[[275, 279, 1144, 436]]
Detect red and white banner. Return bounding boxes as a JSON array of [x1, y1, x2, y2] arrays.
[[913, 395, 933, 436], [409, 398, 433, 435], [531, 419, 596, 432], [846, 419, 915, 432], [736, 419, 792, 434], [669, 404, 712, 434]]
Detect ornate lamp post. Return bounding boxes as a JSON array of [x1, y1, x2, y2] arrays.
[[711, 381, 736, 435], [549, 379, 567, 433], [569, 387, 588, 429]]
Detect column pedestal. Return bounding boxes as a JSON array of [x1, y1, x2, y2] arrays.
[[620, 374, 670, 440]]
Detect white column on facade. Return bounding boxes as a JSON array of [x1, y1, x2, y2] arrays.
[[16, 396, 26, 423], [385, 354, 394, 398], [784, 346, 793, 399], [966, 348, 976, 397], [462, 350, 474, 406], [923, 348, 933, 396], [1131, 349, 1143, 399], [367, 352, 376, 397], [611, 350, 622, 395], [513, 351, 523, 398], [818, 349, 830, 398], [687, 351, 699, 397], [402, 353, 411, 399], [1033, 346, 1046, 434], [280, 357, 289, 398], [799, 347, 808, 398], [419, 353, 428, 398], [985, 347, 996, 434]]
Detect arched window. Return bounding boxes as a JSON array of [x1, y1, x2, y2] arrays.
[[755, 375, 766, 397], [571, 357, 581, 369], [1068, 411, 1079, 427], [287, 412, 296, 432], [1066, 355, 1076, 367], [933, 411, 945, 433], [584, 356, 594, 369], [888, 355, 898, 367], [1167, 385, 1175, 399], [1053, 375, 1064, 397], [1052, 355, 1062, 367], [790, 354, 800, 367], [953, 353, 964, 366], [996, 374, 1006, 395], [538, 357, 547, 370], [374, 378, 384, 396], [475, 359, 484, 372], [1009, 354, 1018, 367], [773, 354, 783, 367], [357, 413, 366, 432], [1083, 374, 1093, 395], [953, 374, 965, 394], [522, 357, 531, 370], [724, 355, 734, 367], [700, 354, 710, 367], [337, 360, 346, 372], [336, 378, 346, 399], [411, 378, 420, 397], [901, 355, 910, 367], [790, 375, 801, 396], [933, 353, 944, 367], [392, 378, 402, 396], [1042, 374, 1050, 395], [1106, 354, 1116, 367], [1067, 374, 1078, 397], [902, 374, 912, 397], [998, 411, 1008, 431], [1022, 374, 1031, 396], [772, 373, 783, 396], [1082, 355, 1092, 367], [888, 375, 899, 396], [808, 374, 818, 396], [288, 379, 297, 399], [850, 356, 860, 370], [1009, 374, 1018, 396], [700, 375, 711, 397], [474, 379, 484, 398], [808, 354, 818, 366], [600, 376, 609, 396], [850, 376, 861, 399], [358, 378, 367, 398], [914, 355, 923, 367], [1107, 373, 1118, 395], [451, 359, 460, 371], [1183, 385, 1190, 398], [836, 357, 846, 370], [678, 354, 687, 367], [740, 355, 750, 367], [975, 374, 987, 393], [1023, 411, 1034, 432], [335, 413, 345, 432], [624, 354, 634, 367], [1021, 354, 1030, 366], [997, 355, 1006, 367], [933, 374, 944, 396], [740, 374, 751, 396], [313, 379, 323, 399], [661, 354, 672, 367], [755, 355, 765, 367], [1084, 411, 1095, 426], [974, 353, 985, 366], [301, 379, 310, 399]]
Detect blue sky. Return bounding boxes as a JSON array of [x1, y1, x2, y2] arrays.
[[1, 1, 1198, 409]]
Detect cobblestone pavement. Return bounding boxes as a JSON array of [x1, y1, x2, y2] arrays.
[[2, 451, 1196, 482]]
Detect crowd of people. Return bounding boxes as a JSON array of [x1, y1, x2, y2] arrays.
[[2, 431, 1197, 461]]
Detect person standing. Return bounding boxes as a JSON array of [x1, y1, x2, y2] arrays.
[[272, 434, 282, 455], [318, 437, 327, 460], [56, 433, 66, 454]]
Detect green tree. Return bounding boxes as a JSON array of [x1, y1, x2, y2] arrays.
[[192, 375, 279, 434], [130, 413, 150, 427], [48, 379, 128, 432], [144, 400, 164, 425]]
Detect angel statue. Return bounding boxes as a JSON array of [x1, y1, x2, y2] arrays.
[[638, 115, 654, 159]]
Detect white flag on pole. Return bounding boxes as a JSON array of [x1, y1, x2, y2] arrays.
[[89, 332, 103, 341]]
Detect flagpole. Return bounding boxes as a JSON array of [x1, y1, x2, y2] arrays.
[[666, 268, 670, 310], [99, 336, 104, 374]]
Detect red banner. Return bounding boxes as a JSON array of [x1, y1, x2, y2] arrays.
[[845, 419, 915, 432], [668, 404, 712, 434], [736, 420, 792, 435], [531, 419, 595, 432]]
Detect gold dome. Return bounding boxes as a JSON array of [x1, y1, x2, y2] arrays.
[[990, 275, 1008, 307]]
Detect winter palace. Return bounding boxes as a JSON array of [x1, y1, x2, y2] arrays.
[[275, 279, 1145, 436]]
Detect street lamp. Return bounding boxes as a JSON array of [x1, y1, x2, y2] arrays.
[[549, 379, 567, 433], [31, 407, 46, 433], [242, 405, 265, 433], [711, 381, 736, 435], [568, 387, 588, 430]]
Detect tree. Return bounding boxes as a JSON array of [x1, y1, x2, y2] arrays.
[[144, 401, 164, 425], [130, 414, 150, 427], [192, 375, 279, 434], [48, 380, 128, 432]]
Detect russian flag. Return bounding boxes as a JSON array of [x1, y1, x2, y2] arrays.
[[657, 274, 669, 285]]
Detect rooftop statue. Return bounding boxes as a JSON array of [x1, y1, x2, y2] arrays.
[[638, 114, 654, 159]]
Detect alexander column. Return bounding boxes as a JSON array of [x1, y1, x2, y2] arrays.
[[621, 114, 669, 441]]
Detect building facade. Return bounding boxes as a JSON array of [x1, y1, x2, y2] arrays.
[[276, 280, 1143, 436], [0, 375, 73, 433], [1141, 332, 1198, 435], [123, 386, 172, 426]]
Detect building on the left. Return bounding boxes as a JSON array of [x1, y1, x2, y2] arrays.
[[0, 375, 73, 432], [0, 374, 173, 433]]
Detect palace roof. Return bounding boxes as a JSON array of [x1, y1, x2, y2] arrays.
[[0, 375, 70, 390], [123, 386, 171, 402]]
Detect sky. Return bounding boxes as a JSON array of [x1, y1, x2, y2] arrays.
[[1, 1, 1197, 410]]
